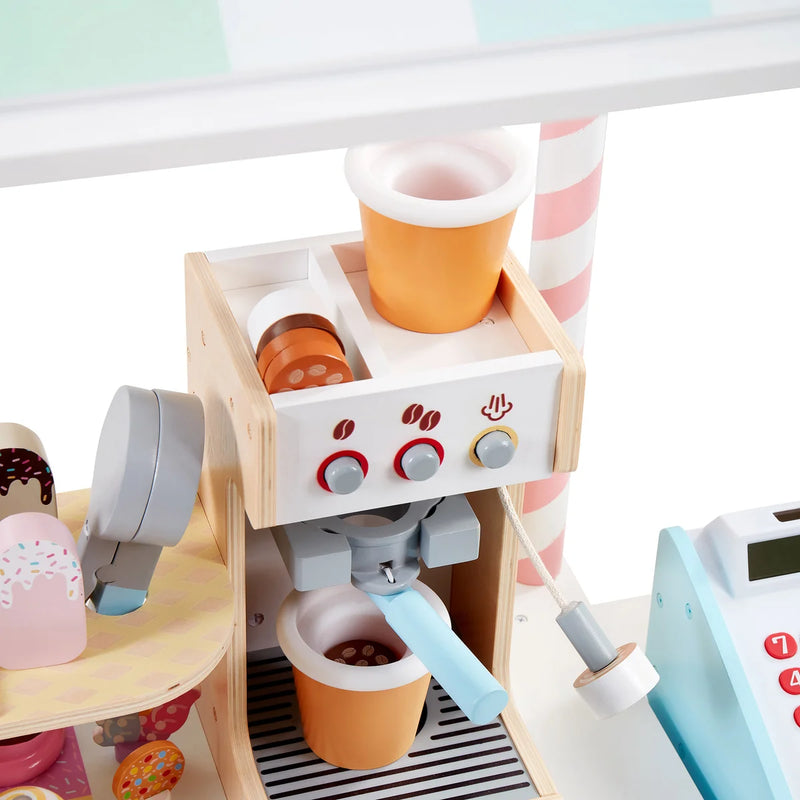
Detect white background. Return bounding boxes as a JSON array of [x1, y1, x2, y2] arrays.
[[2, 87, 799, 604]]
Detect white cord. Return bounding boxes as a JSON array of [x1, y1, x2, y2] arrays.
[[497, 485, 569, 611]]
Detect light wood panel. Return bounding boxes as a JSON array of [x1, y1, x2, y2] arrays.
[[497, 252, 585, 474], [195, 483, 266, 800], [452, 484, 560, 799], [185, 251, 277, 542], [186, 252, 269, 798]]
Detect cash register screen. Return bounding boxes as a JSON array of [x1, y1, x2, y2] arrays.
[[748, 533, 800, 581]]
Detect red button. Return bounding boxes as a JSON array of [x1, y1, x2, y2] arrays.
[[765, 633, 798, 660], [780, 668, 800, 695], [794, 707, 800, 728]]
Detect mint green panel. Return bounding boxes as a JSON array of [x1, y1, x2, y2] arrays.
[[0, 1, 230, 99], [471, 0, 712, 44]]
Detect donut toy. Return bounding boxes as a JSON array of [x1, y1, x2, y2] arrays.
[[0, 788, 64, 800], [112, 741, 184, 800]]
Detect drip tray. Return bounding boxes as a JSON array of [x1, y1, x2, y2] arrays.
[[247, 648, 539, 800]]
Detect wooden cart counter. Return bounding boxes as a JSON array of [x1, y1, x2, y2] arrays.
[[0, 490, 234, 739]]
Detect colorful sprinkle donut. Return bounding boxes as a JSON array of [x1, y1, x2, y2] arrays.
[[112, 741, 184, 800]]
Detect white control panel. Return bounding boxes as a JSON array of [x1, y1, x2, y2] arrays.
[[271, 351, 561, 524]]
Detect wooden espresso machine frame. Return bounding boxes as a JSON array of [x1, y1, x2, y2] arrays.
[[185, 235, 585, 800]]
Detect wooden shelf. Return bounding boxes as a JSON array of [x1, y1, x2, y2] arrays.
[[0, 489, 234, 739]]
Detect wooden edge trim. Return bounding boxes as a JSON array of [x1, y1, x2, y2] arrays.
[[197, 482, 266, 799], [185, 252, 277, 526], [494, 484, 559, 799], [453, 485, 559, 798], [502, 702, 561, 799], [491, 482, 524, 683], [223, 481, 266, 797], [497, 252, 585, 474]]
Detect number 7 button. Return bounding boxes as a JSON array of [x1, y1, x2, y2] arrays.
[[764, 632, 798, 660]]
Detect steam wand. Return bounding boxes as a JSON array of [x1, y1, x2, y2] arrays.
[[497, 486, 659, 718]]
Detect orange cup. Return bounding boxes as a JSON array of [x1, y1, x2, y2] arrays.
[[276, 582, 449, 769], [345, 130, 534, 333]]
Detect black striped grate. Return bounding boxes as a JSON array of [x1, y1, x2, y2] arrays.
[[247, 649, 538, 800]]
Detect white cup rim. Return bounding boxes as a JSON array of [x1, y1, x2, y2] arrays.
[[276, 581, 449, 691], [344, 128, 534, 228]]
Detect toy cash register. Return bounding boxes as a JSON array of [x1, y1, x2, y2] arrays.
[[647, 502, 800, 800]]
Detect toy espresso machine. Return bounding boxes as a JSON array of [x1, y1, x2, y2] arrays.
[[185, 130, 587, 799]]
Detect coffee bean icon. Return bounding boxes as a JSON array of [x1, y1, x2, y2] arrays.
[[419, 410, 441, 431], [333, 419, 356, 440], [402, 403, 424, 425]]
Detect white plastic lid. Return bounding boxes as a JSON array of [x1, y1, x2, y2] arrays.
[[344, 129, 534, 228], [276, 581, 449, 691], [246, 286, 334, 352]]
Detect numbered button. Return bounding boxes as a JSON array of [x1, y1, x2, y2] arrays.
[[764, 632, 798, 660], [779, 668, 800, 695]]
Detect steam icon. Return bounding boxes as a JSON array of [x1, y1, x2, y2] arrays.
[[481, 393, 513, 422]]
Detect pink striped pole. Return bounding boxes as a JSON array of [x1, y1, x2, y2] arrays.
[[517, 115, 607, 584]]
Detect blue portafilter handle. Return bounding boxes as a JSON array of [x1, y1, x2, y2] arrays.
[[368, 587, 508, 725]]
